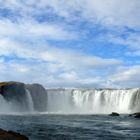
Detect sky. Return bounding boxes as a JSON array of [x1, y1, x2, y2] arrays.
[[0, 0, 140, 88]]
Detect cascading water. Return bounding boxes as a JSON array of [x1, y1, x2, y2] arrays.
[[25, 89, 34, 112], [71, 89, 140, 114], [0, 95, 11, 113], [47, 88, 140, 114], [47, 89, 73, 113], [0, 88, 35, 113], [0, 86, 140, 114]]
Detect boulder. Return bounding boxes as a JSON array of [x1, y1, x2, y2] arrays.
[[129, 112, 140, 118], [109, 112, 120, 116], [0, 129, 29, 140]]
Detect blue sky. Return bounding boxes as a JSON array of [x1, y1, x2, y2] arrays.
[[0, 0, 140, 88]]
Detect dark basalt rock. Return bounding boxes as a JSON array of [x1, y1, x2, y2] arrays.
[[0, 82, 25, 100], [109, 112, 120, 116], [0, 81, 48, 112], [26, 83, 47, 111], [129, 112, 140, 118], [135, 114, 140, 118], [0, 82, 29, 111], [0, 129, 29, 140]]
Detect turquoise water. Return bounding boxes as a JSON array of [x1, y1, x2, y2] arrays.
[[0, 114, 140, 140]]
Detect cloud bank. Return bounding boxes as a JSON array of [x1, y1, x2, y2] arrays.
[[0, 0, 140, 88]]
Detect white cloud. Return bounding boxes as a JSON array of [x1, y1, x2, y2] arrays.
[[0, 0, 140, 87], [0, 41, 123, 87], [81, 0, 140, 28], [111, 66, 140, 88], [40, 48, 122, 72], [2, 0, 140, 28], [0, 19, 78, 41], [46, 0, 140, 28], [107, 32, 140, 49], [0, 38, 35, 58], [97, 31, 140, 56], [58, 71, 77, 80]]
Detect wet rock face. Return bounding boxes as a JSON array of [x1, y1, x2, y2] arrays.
[[0, 129, 29, 140], [0, 82, 29, 111], [26, 83, 47, 111]]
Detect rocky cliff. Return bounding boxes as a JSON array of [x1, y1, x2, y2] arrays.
[[0, 82, 30, 112], [26, 83, 47, 111], [0, 81, 47, 112]]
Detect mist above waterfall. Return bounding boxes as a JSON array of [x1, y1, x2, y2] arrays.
[[0, 82, 140, 114]]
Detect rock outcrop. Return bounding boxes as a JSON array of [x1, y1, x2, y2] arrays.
[[129, 112, 140, 118], [0, 82, 30, 112], [0, 81, 48, 112], [0, 129, 29, 140], [109, 112, 120, 116]]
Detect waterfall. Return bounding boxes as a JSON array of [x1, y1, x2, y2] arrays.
[[25, 89, 34, 112], [47, 88, 140, 114], [0, 95, 11, 113], [0, 88, 35, 113], [71, 89, 140, 114], [0, 86, 140, 114], [47, 89, 73, 113]]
